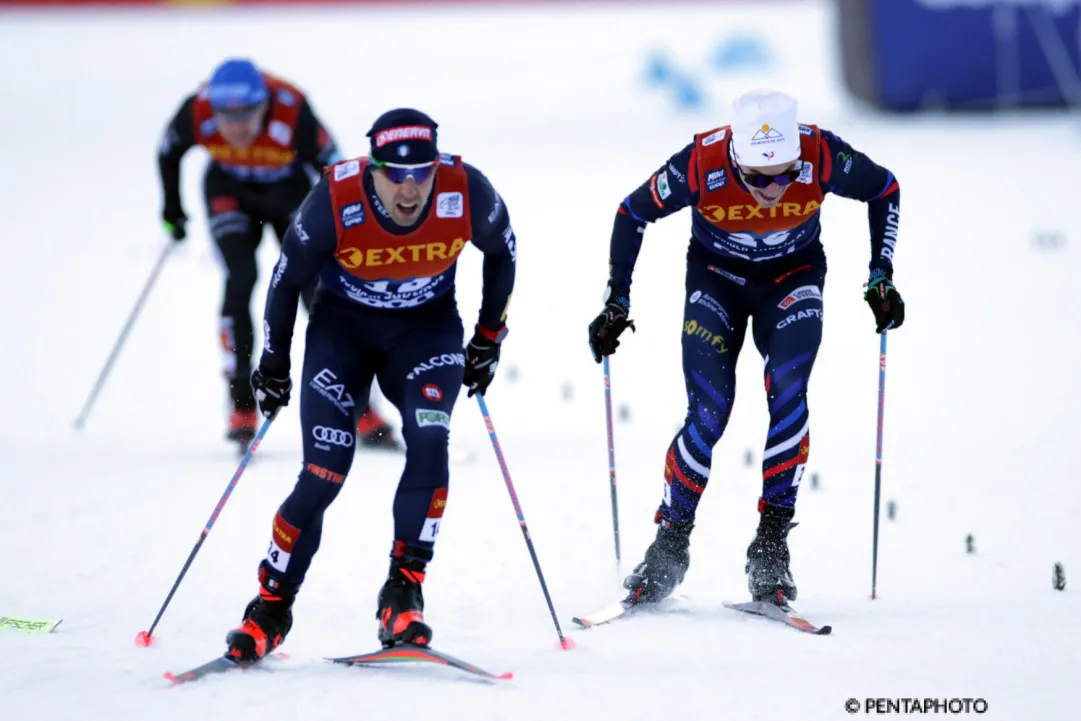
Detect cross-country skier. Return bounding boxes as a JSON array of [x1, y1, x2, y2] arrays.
[[222, 108, 516, 661], [588, 89, 904, 609], [157, 58, 399, 451]]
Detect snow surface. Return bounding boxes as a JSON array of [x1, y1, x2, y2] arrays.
[[0, 2, 1078, 720]]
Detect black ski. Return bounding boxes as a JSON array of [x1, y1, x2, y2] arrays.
[[163, 652, 284, 686], [723, 600, 832, 635], [328, 643, 512, 681]]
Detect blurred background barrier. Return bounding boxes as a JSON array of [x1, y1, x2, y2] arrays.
[[840, 0, 1081, 111]]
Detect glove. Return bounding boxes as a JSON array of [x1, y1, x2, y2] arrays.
[[588, 290, 635, 363], [251, 367, 292, 418], [864, 268, 905, 333], [162, 204, 187, 242], [463, 325, 507, 398]]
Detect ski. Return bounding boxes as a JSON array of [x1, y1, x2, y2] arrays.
[[0, 616, 63, 633], [328, 643, 512, 681], [571, 594, 689, 628], [163, 652, 284, 686], [722, 600, 832, 635]]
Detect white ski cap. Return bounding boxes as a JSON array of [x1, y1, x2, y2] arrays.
[[730, 89, 801, 168]]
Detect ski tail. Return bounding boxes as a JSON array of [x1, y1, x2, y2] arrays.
[[329, 643, 512, 681], [723, 600, 832, 635]]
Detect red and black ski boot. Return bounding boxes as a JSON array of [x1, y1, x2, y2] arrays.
[[227, 408, 258, 452], [356, 407, 401, 451], [376, 550, 432, 648], [225, 563, 299, 663]]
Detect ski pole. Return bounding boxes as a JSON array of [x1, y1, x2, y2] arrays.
[[602, 356, 621, 580], [476, 395, 574, 650], [871, 331, 888, 600], [75, 242, 174, 429], [136, 410, 278, 647]]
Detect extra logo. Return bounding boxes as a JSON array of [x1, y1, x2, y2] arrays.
[[340, 202, 365, 228], [312, 425, 354, 449], [309, 368, 355, 417], [423, 384, 444, 402], [777, 285, 822, 310], [416, 409, 451, 429], [336, 238, 466, 270], [706, 169, 727, 192], [700, 201, 820, 224], [436, 192, 463, 218]]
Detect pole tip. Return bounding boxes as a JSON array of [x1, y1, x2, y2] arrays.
[[135, 630, 154, 647], [558, 636, 577, 651]]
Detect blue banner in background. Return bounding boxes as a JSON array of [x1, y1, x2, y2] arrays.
[[841, 0, 1081, 110]]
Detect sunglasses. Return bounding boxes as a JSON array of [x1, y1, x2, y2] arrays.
[[213, 103, 265, 122], [369, 157, 437, 185], [739, 162, 803, 189]]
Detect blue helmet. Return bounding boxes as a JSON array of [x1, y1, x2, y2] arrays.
[[206, 59, 268, 111]]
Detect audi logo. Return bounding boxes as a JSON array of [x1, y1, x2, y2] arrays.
[[312, 426, 354, 447]]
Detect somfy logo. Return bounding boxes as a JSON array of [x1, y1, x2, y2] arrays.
[[312, 426, 354, 447]]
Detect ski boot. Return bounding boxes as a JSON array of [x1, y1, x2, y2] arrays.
[[225, 562, 299, 663], [745, 503, 798, 605], [376, 550, 432, 648], [622, 517, 694, 606], [227, 408, 258, 452], [356, 407, 401, 451]]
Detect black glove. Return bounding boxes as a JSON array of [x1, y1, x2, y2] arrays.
[[251, 367, 291, 418], [162, 204, 187, 242], [588, 290, 635, 363], [463, 325, 507, 398], [864, 268, 905, 333]]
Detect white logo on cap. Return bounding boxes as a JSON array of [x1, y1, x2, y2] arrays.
[[375, 126, 432, 148], [750, 124, 784, 145]]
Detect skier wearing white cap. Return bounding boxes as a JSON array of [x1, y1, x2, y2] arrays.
[[588, 89, 904, 611]]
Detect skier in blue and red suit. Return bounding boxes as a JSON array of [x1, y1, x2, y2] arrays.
[[221, 107, 517, 661], [157, 58, 399, 451], [588, 89, 905, 609]]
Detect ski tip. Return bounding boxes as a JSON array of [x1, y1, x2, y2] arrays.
[[163, 672, 178, 684], [558, 636, 577, 651], [817, 625, 833, 635], [497, 671, 514, 680], [570, 617, 593, 628], [135, 630, 153, 648]]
